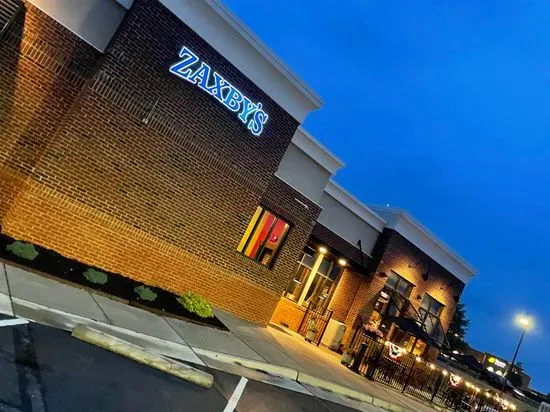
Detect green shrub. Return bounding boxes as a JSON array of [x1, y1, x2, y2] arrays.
[[5, 241, 39, 261], [134, 285, 157, 302], [82, 268, 108, 285], [176, 292, 214, 318]]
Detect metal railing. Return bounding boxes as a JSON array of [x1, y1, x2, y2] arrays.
[[347, 335, 511, 412], [298, 302, 333, 346]]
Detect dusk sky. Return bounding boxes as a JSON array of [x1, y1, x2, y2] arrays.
[[224, 0, 550, 391]]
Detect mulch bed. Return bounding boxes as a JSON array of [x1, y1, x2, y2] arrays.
[[0, 233, 228, 331]]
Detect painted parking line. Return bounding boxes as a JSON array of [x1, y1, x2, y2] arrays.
[[222, 376, 248, 412], [0, 318, 29, 327]]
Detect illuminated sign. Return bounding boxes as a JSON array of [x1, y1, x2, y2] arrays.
[[169, 46, 269, 136], [494, 359, 506, 368], [488, 356, 507, 369]]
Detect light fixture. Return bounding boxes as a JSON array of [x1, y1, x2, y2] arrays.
[[516, 315, 533, 330], [376, 271, 388, 278], [338, 258, 347, 266], [318, 246, 327, 254]]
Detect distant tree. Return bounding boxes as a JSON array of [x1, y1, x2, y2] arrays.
[[446, 302, 470, 351]]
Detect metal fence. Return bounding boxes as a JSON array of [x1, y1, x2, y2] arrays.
[[297, 303, 333, 346], [346, 333, 509, 412]]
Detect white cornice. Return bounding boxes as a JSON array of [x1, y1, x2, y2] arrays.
[[325, 181, 386, 232], [159, 0, 323, 122], [369, 205, 477, 284], [114, 0, 133, 9], [291, 127, 344, 175]]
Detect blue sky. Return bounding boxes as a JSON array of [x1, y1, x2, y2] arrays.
[[224, 0, 550, 392]]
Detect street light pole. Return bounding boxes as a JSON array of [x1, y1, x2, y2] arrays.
[[500, 317, 530, 394]]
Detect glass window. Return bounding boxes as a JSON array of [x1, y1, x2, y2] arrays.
[[384, 272, 414, 318], [237, 207, 289, 266], [386, 272, 413, 298], [284, 250, 343, 311], [419, 295, 444, 335]]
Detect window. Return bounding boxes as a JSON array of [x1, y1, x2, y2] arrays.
[[385, 271, 414, 317], [284, 253, 315, 301], [237, 207, 289, 266], [386, 271, 413, 298], [419, 294, 444, 335], [284, 251, 343, 311]]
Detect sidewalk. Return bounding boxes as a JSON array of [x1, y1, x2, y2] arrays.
[[0, 261, 437, 412]]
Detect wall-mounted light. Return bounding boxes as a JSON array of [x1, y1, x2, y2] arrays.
[[318, 246, 327, 254], [338, 258, 347, 266], [409, 259, 431, 282]]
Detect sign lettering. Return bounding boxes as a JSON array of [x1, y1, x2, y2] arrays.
[[170, 46, 269, 136]]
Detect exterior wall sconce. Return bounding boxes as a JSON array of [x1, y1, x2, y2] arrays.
[[409, 259, 431, 282], [318, 246, 328, 254], [338, 258, 347, 266]]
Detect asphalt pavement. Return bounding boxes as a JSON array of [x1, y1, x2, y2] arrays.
[[0, 320, 368, 411]]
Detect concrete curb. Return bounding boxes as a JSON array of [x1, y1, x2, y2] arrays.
[[72, 325, 213, 388], [192, 347, 298, 381], [297, 371, 374, 404], [298, 371, 415, 412], [194, 348, 412, 412]]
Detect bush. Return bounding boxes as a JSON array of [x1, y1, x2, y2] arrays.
[[176, 292, 214, 318], [5, 241, 39, 261], [134, 285, 157, 302], [82, 268, 108, 285]]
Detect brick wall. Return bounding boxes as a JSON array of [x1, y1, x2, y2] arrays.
[[0, 1, 319, 325], [329, 268, 363, 323], [269, 297, 306, 331], [342, 228, 465, 344]]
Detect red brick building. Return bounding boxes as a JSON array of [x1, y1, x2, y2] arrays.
[[0, 0, 476, 343], [270, 132, 476, 356], [0, 0, 323, 324]]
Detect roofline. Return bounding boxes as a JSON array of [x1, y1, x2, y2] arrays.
[[369, 205, 477, 278], [205, 0, 323, 107], [159, 0, 323, 122], [292, 127, 344, 175], [325, 181, 386, 232]]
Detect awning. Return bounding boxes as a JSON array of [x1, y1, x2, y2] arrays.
[[384, 315, 440, 348]]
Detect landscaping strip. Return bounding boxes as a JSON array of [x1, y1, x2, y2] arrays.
[[72, 325, 213, 388]]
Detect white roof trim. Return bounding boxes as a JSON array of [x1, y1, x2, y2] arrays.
[[159, 0, 323, 122], [325, 181, 386, 232], [369, 206, 477, 284], [114, 0, 133, 9], [291, 127, 344, 175]]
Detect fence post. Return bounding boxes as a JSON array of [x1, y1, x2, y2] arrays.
[[317, 310, 333, 346], [298, 304, 311, 334], [351, 343, 368, 373], [366, 341, 384, 380], [430, 372, 444, 403], [401, 358, 417, 393]]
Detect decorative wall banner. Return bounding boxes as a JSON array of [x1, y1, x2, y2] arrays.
[[388, 342, 405, 359], [450, 373, 462, 387], [169, 46, 269, 136]]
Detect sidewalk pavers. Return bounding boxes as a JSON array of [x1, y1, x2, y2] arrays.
[[0, 261, 437, 412], [164, 316, 265, 361], [6, 265, 108, 323], [91, 293, 184, 344]]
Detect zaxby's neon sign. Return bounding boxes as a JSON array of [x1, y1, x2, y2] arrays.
[[169, 46, 269, 136]]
